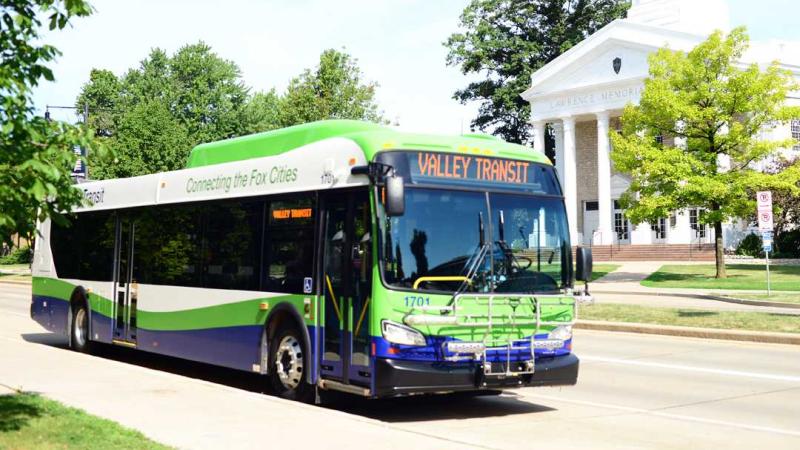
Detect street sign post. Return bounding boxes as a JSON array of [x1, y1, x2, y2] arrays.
[[756, 191, 773, 295]]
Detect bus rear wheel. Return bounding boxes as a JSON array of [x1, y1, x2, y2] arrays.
[[269, 324, 313, 403], [70, 301, 92, 353]]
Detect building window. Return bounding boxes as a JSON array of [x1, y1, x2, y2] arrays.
[[651, 217, 667, 240], [792, 119, 800, 151], [614, 212, 629, 241], [585, 201, 599, 211], [654, 134, 664, 145], [689, 208, 707, 239]]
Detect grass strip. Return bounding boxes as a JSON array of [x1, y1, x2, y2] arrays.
[[0, 393, 171, 450], [0, 273, 31, 282], [717, 292, 800, 305], [642, 264, 800, 291], [579, 303, 800, 334]]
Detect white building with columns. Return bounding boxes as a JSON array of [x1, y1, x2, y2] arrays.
[[521, 0, 800, 249]]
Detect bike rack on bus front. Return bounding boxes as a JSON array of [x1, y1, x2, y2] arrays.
[[404, 292, 592, 378]]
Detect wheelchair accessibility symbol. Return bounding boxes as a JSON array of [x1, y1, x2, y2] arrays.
[[303, 277, 313, 294]]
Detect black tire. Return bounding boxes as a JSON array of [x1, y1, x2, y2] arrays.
[[70, 300, 93, 353], [268, 323, 314, 403]]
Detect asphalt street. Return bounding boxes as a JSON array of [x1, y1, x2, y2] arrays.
[[2, 282, 799, 449]]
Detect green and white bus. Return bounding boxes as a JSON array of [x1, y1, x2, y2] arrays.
[[31, 120, 593, 401]]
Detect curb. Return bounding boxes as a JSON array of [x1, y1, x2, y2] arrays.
[[575, 319, 800, 345], [591, 289, 800, 309]]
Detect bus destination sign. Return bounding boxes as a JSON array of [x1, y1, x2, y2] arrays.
[[415, 152, 532, 185]]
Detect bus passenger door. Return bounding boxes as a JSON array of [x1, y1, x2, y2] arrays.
[[112, 216, 138, 346], [320, 191, 372, 387]]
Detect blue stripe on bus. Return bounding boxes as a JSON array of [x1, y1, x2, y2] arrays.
[[372, 334, 571, 362], [32, 294, 566, 377], [30, 295, 70, 336]]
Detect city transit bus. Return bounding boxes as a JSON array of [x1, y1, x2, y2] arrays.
[[31, 120, 593, 402]]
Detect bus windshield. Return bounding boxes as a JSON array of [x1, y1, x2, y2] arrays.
[[378, 187, 572, 294]]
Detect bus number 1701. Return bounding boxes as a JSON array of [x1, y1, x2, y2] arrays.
[[404, 295, 430, 308]]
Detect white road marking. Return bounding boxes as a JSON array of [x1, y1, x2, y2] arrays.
[[582, 355, 800, 383], [528, 393, 800, 438]]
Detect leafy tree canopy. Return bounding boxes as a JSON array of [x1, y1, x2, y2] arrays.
[[1, 0, 103, 245], [445, 0, 629, 144], [279, 49, 385, 127], [77, 43, 249, 178], [78, 46, 384, 179], [610, 27, 800, 277]]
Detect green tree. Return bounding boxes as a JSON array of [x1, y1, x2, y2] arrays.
[[278, 49, 385, 127], [241, 90, 281, 134], [445, 0, 629, 144], [77, 43, 250, 178], [610, 28, 800, 278], [0, 0, 102, 245], [78, 46, 385, 178]]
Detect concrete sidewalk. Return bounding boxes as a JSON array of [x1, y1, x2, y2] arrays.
[[0, 311, 475, 449]]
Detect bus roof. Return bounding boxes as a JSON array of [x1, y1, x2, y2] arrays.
[[186, 120, 549, 168]]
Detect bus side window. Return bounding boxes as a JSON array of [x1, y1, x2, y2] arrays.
[[264, 195, 315, 294]]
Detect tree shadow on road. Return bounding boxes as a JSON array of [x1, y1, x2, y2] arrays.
[[322, 390, 556, 422], [0, 393, 42, 432]]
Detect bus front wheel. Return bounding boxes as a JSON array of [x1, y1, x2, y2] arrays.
[[70, 300, 92, 354], [269, 324, 313, 403]]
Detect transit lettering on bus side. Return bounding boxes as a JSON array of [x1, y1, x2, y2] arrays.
[[82, 187, 105, 204], [272, 208, 313, 220], [417, 152, 530, 184]]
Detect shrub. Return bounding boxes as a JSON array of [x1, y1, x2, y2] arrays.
[[0, 246, 32, 265], [735, 233, 763, 257], [775, 229, 800, 258]]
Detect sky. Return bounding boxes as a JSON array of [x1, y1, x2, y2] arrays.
[[34, 0, 800, 134]]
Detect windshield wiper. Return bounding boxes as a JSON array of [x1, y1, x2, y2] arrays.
[[449, 212, 490, 304]]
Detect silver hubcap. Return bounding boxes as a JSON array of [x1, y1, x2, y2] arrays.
[[275, 335, 304, 390], [74, 308, 87, 347]]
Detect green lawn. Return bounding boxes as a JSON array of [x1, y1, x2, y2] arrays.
[[590, 263, 620, 281], [718, 292, 800, 305], [0, 263, 29, 271], [579, 303, 800, 334], [642, 264, 800, 291], [0, 393, 170, 449], [0, 273, 31, 282]]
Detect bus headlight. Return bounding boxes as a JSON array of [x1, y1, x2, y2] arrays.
[[382, 320, 426, 346], [548, 325, 572, 342]]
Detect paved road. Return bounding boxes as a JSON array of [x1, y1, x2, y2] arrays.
[[2, 283, 799, 449]]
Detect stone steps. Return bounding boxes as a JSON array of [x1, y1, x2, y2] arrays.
[[583, 244, 716, 261]]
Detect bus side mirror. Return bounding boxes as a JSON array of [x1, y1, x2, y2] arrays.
[[385, 175, 405, 216], [575, 246, 593, 283]]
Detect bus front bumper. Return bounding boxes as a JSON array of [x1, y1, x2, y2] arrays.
[[373, 353, 579, 398]]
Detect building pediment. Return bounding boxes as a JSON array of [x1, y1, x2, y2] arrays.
[[522, 20, 705, 120], [533, 41, 652, 95]]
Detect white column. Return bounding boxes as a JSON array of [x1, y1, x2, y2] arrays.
[[560, 116, 579, 245], [552, 122, 565, 193], [532, 120, 546, 155], [596, 111, 613, 245]]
